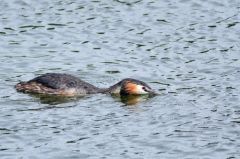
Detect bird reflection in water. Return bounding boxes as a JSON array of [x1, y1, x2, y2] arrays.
[[29, 93, 83, 105], [29, 93, 156, 105], [112, 94, 156, 105]]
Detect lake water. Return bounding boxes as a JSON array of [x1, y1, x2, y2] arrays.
[[0, 0, 240, 158]]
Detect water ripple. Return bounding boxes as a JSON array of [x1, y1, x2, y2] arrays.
[[0, 0, 240, 158]]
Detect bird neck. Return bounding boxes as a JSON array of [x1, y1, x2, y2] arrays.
[[99, 81, 122, 94]]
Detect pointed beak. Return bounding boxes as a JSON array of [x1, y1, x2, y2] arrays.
[[149, 90, 158, 96], [145, 87, 158, 96]]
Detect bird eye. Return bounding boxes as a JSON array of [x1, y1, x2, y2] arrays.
[[142, 86, 147, 91]]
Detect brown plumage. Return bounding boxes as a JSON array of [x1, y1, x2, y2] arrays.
[[15, 73, 156, 96], [15, 82, 77, 96]]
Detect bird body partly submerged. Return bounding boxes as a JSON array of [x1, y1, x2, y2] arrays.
[[15, 73, 156, 96]]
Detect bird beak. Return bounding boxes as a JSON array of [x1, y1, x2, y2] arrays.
[[150, 91, 158, 96], [147, 89, 158, 96]]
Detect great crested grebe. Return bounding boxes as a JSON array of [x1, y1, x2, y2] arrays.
[[15, 73, 156, 96]]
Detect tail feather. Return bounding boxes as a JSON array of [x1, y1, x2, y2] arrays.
[[15, 82, 77, 96], [15, 82, 54, 94], [15, 82, 28, 92]]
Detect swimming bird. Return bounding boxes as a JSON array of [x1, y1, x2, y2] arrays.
[[15, 73, 156, 97]]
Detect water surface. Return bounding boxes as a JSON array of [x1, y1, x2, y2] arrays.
[[0, 0, 240, 158]]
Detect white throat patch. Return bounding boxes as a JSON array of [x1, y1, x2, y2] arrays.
[[136, 85, 148, 94]]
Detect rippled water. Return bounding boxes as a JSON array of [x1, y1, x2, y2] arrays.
[[0, 0, 240, 158]]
